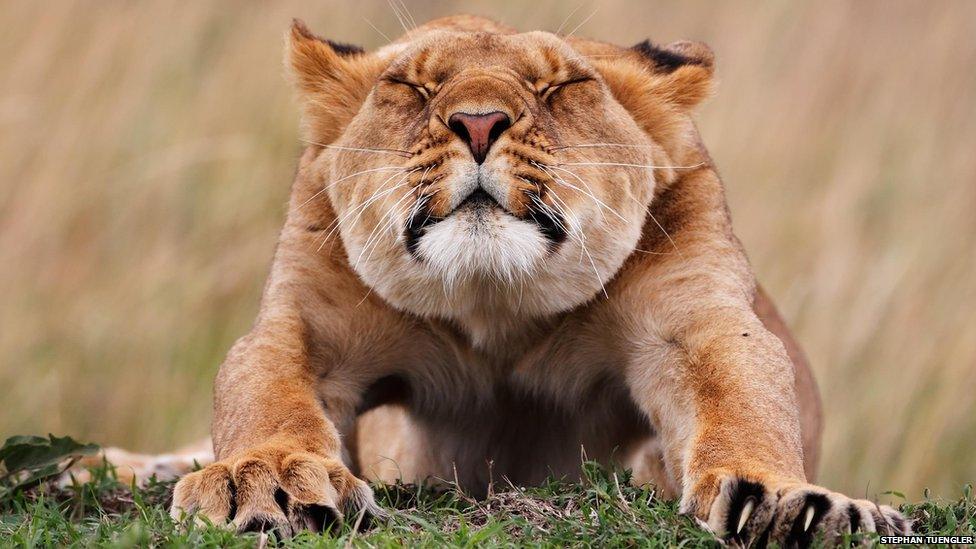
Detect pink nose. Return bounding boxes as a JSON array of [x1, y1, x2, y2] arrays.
[[447, 111, 511, 164]]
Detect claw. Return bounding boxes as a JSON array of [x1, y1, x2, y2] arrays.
[[737, 498, 755, 534], [803, 504, 816, 532]]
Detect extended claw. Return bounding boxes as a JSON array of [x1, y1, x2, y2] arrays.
[[736, 498, 756, 534], [803, 504, 816, 532]]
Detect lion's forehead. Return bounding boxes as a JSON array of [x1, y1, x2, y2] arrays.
[[386, 30, 592, 84]]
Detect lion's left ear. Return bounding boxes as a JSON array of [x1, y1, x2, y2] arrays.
[[589, 39, 714, 155], [287, 19, 387, 143], [629, 40, 714, 110]]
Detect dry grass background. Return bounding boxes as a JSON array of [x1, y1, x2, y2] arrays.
[[1, 0, 974, 499]]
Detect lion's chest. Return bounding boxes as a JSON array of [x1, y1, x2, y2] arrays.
[[391, 326, 648, 488], [406, 319, 630, 416]]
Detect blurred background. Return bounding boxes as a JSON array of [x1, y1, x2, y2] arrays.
[[1, 1, 974, 499]]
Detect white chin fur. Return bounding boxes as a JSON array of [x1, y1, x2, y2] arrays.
[[415, 207, 548, 289]]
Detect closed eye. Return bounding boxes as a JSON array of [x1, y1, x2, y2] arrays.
[[539, 77, 593, 102], [384, 77, 430, 101]]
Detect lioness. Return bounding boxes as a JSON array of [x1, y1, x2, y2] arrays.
[[163, 15, 909, 544]]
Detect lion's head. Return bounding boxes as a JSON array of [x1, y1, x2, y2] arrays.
[[287, 17, 714, 335]]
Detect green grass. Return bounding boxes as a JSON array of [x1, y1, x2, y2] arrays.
[[1, 464, 973, 548]]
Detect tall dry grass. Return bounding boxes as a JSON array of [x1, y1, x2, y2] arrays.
[[1, 1, 974, 498]]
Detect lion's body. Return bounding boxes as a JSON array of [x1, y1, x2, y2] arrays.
[[353, 285, 821, 497], [115, 14, 908, 542]]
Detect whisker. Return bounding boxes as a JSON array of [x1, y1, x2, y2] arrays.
[[537, 197, 581, 263], [294, 165, 404, 211], [633, 247, 672, 255], [343, 169, 419, 239], [557, 161, 706, 170], [535, 162, 627, 222], [300, 138, 411, 157], [357, 191, 407, 266], [406, 196, 430, 233], [354, 196, 416, 308], [356, 288, 374, 308], [628, 195, 683, 258], [314, 168, 417, 251], [405, 166, 433, 227], [645, 209, 683, 258], [544, 189, 580, 234], [549, 143, 654, 152], [516, 268, 526, 313], [362, 17, 392, 43], [523, 184, 574, 244], [355, 186, 415, 269], [555, 3, 585, 35], [566, 7, 599, 38], [546, 189, 607, 298], [369, 169, 426, 255], [370, 197, 414, 262], [534, 164, 608, 224], [527, 192, 571, 238], [540, 184, 588, 263], [580, 239, 608, 298], [524, 177, 613, 299], [396, 0, 417, 30], [315, 181, 406, 253], [387, 0, 408, 33], [387, 0, 411, 34], [415, 186, 444, 231], [547, 158, 695, 256]]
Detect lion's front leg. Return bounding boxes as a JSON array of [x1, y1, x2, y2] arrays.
[[170, 315, 384, 536], [625, 310, 909, 545]]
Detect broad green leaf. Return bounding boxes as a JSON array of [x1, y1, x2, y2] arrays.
[[0, 434, 99, 476]]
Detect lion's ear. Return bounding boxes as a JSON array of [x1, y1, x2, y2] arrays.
[[629, 40, 714, 110], [590, 39, 714, 155], [287, 19, 386, 143]]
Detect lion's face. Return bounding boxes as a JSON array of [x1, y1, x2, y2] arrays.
[[289, 21, 713, 331]]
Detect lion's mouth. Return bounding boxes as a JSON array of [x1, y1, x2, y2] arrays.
[[404, 188, 567, 256], [457, 188, 498, 209]]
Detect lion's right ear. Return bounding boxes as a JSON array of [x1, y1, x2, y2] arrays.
[[287, 19, 387, 143]]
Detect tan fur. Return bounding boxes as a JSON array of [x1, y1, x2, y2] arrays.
[[159, 15, 907, 540]]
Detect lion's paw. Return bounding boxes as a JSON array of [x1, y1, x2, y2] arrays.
[[688, 473, 910, 546], [170, 445, 385, 537]]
